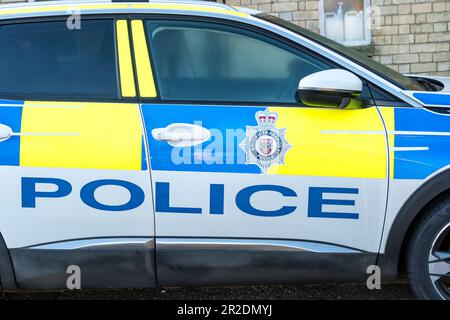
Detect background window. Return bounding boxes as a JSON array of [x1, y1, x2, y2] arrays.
[[146, 20, 331, 103], [0, 20, 118, 100], [320, 0, 371, 46]]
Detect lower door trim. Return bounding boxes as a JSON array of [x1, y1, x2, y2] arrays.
[[156, 237, 376, 286], [10, 237, 156, 289]]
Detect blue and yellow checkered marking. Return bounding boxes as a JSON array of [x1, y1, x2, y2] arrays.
[[413, 92, 450, 107], [142, 104, 387, 178], [0, 100, 147, 171], [142, 104, 263, 174], [3, 100, 449, 180], [0, 100, 23, 166], [390, 107, 450, 180], [265, 106, 387, 179]]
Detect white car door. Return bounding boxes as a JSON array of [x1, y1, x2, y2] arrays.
[[0, 18, 155, 289], [134, 17, 389, 285]]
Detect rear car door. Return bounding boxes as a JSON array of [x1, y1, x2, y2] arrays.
[[133, 17, 389, 285], [0, 17, 155, 288]]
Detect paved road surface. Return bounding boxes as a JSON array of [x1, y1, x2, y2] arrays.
[[3, 282, 415, 300]]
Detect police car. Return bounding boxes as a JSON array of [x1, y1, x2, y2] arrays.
[[0, 0, 448, 300]]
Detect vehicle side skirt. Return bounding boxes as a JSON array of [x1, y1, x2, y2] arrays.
[[156, 240, 376, 286], [0, 232, 17, 290], [9, 240, 156, 289]]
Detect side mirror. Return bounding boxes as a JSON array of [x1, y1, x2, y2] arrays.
[[297, 69, 363, 109]]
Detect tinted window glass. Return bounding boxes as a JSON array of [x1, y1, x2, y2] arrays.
[[257, 14, 427, 91], [146, 20, 331, 103], [0, 20, 118, 99]]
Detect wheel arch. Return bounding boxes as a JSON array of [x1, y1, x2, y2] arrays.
[[0, 231, 17, 290], [379, 168, 450, 280]]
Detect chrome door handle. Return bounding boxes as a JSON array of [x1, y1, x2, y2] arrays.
[[151, 123, 211, 147]]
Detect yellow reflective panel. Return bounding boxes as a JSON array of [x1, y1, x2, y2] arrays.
[[379, 107, 395, 179], [266, 107, 387, 179], [131, 20, 157, 98], [116, 20, 136, 98], [20, 101, 143, 171]]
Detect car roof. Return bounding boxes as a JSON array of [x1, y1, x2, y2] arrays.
[[0, 0, 255, 20]]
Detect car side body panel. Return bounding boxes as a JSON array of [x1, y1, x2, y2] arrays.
[[376, 107, 450, 278], [0, 1, 449, 290]]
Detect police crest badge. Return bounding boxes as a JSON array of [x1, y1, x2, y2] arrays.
[[239, 109, 291, 173]]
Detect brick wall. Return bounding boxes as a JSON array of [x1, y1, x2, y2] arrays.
[[222, 0, 450, 77], [371, 0, 450, 76], [1, 0, 449, 76], [226, 0, 322, 32]]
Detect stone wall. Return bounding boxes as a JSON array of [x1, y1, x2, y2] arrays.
[[371, 0, 449, 76], [222, 0, 450, 76], [227, 0, 322, 33]]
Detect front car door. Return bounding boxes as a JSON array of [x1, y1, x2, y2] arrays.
[[133, 16, 390, 286], [0, 17, 155, 288]]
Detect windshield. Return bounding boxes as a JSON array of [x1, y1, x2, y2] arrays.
[[257, 13, 426, 91]]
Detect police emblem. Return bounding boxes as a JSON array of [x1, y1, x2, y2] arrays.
[[239, 109, 291, 173]]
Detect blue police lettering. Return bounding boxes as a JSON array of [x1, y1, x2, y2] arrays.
[[21, 178, 360, 218], [308, 187, 359, 219], [210, 184, 224, 215], [156, 182, 359, 219], [235, 185, 297, 217], [155, 182, 202, 214], [156, 183, 297, 217], [155, 182, 225, 215], [22, 177, 72, 208], [80, 179, 145, 211], [22, 177, 145, 211]]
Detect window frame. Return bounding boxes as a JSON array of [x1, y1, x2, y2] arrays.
[[0, 15, 137, 103], [319, 0, 372, 47], [138, 14, 411, 108], [138, 14, 344, 107]]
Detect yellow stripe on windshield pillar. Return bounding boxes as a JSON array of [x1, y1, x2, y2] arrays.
[[116, 20, 136, 98], [131, 20, 157, 98]]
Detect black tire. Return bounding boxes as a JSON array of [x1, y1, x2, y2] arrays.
[[406, 197, 450, 300]]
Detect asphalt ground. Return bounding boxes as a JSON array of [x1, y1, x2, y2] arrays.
[[2, 281, 415, 300]]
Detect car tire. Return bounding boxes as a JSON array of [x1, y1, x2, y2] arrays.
[[406, 197, 450, 300]]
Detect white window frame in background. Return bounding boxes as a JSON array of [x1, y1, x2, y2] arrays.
[[319, 0, 371, 47]]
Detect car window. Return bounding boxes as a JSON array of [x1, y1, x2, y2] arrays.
[[257, 14, 427, 92], [0, 19, 118, 100], [145, 20, 332, 103]]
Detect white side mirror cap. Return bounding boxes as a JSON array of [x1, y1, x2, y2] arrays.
[[297, 69, 363, 108], [298, 69, 362, 93]]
